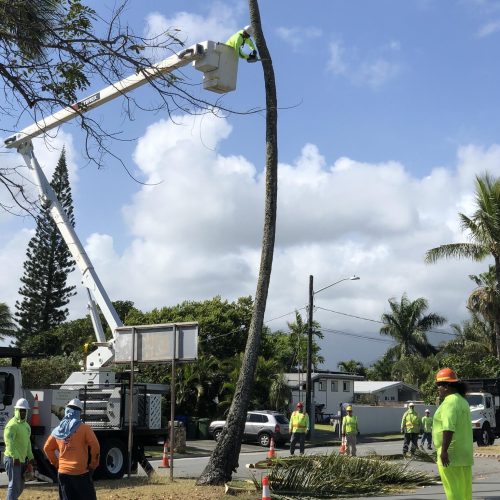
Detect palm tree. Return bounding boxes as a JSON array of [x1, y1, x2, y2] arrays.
[[425, 173, 500, 358], [269, 374, 292, 413], [0, 302, 17, 339], [337, 359, 366, 376], [197, 0, 278, 486], [380, 294, 445, 359], [441, 316, 495, 358]]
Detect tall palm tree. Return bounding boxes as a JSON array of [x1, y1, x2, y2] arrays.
[[0, 302, 17, 339], [426, 173, 500, 358], [441, 316, 495, 358], [197, 0, 278, 486], [380, 294, 445, 359]]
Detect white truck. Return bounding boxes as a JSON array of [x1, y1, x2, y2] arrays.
[[463, 378, 500, 447], [1, 39, 238, 479]]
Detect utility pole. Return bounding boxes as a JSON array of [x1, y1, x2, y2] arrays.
[[306, 274, 314, 440]]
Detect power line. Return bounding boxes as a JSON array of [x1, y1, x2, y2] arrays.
[[265, 307, 306, 323], [315, 306, 456, 337], [321, 327, 396, 344]]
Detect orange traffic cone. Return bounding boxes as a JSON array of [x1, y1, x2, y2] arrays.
[[267, 437, 276, 459], [31, 394, 41, 426], [159, 440, 170, 468], [262, 475, 271, 500]]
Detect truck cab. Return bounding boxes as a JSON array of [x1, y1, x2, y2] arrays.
[[467, 391, 497, 446], [464, 378, 500, 447]]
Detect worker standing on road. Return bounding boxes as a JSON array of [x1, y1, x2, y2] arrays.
[[289, 402, 310, 456], [420, 409, 433, 450], [44, 398, 100, 500], [226, 25, 258, 62], [401, 402, 421, 455], [3, 398, 34, 500], [341, 405, 359, 456], [432, 368, 473, 500]]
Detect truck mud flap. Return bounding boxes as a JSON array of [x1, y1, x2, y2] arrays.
[[33, 448, 57, 482]]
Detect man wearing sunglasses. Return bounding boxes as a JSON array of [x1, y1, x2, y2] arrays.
[[432, 368, 473, 500]]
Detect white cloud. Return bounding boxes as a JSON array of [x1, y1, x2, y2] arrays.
[[327, 40, 401, 88], [3, 113, 500, 368], [477, 19, 500, 37], [145, 2, 242, 51], [275, 26, 323, 51]]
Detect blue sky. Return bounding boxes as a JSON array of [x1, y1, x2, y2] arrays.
[[2, 0, 500, 368]]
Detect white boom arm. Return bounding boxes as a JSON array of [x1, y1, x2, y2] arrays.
[[4, 41, 237, 370]]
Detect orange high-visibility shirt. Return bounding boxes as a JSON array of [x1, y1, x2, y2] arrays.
[[44, 423, 100, 475]]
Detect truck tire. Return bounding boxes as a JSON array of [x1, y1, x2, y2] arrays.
[[213, 429, 223, 441], [477, 423, 494, 447], [97, 438, 126, 479]]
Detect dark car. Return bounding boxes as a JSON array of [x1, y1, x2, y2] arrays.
[[209, 410, 290, 447]]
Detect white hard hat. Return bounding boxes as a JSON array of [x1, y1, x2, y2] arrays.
[[408, 402, 415, 407], [425, 409, 430, 413], [67, 398, 83, 410], [14, 398, 30, 410], [243, 25, 254, 37]]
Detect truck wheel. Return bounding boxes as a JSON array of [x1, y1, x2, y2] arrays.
[[477, 424, 493, 447], [213, 429, 223, 441], [98, 438, 126, 479]]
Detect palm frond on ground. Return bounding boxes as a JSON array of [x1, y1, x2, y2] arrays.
[[262, 453, 435, 498]]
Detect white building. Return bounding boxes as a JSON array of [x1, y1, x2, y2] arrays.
[[353, 381, 419, 404], [285, 371, 363, 421]]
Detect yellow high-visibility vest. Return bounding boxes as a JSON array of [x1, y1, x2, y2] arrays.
[[289, 411, 309, 433]]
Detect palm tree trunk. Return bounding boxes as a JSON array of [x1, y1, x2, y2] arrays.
[[196, 0, 278, 486]]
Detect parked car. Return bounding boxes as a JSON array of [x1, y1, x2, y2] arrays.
[[209, 410, 290, 447]]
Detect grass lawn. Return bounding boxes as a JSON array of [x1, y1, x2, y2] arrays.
[[12, 477, 260, 500]]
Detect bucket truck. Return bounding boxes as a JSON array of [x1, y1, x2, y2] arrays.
[[0, 40, 238, 479]]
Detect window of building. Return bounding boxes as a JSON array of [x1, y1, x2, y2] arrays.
[[318, 380, 326, 391], [331, 380, 338, 392], [343, 381, 350, 392]]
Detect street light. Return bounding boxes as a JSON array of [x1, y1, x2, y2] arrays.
[[306, 275, 360, 439]]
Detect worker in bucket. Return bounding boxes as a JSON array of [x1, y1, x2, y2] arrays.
[[44, 398, 100, 500], [226, 25, 258, 62], [341, 405, 360, 456], [432, 368, 473, 500], [3, 398, 34, 500], [289, 401, 310, 455], [401, 402, 421, 455]]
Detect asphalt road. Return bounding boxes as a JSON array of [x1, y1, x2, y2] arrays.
[[1, 440, 499, 499], [152, 439, 500, 499]]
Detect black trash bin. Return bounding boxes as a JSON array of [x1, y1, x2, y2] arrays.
[[198, 418, 210, 439], [187, 418, 199, 440]]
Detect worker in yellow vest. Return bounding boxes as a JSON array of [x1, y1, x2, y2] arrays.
[[341, 405, 359, 456], [432, 367, 473, 500], [225, 25, 258, 62], [289, 402, 310, 455], [401, 402, 421, 455]]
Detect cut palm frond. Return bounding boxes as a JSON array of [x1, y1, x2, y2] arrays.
[[265, 453, 436, 498]]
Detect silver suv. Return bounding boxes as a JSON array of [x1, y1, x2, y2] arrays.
[[209, 410, 290, 447]]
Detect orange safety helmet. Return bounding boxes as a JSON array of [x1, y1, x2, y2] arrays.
[[435, 367, 458, 383], [296, 401, 304, 408]]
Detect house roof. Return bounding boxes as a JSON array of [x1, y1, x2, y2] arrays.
[[285, 372, 364, 388], [354, 381, 417, 394]]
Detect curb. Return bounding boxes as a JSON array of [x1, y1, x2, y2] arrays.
[[473, 452, 500, 460]]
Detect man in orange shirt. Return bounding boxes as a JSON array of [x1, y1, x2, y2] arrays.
[[44, 398, 100, 500]]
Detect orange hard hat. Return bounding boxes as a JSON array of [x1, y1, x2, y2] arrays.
[[296, 402, 304, 408], [435, 367, 458, 383]]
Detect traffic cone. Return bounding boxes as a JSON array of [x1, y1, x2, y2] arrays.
[[267, 437, 276, 459], [31, 394, 41, 426], [261, 475, 271, 500], [158, 440, 170, 468]]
